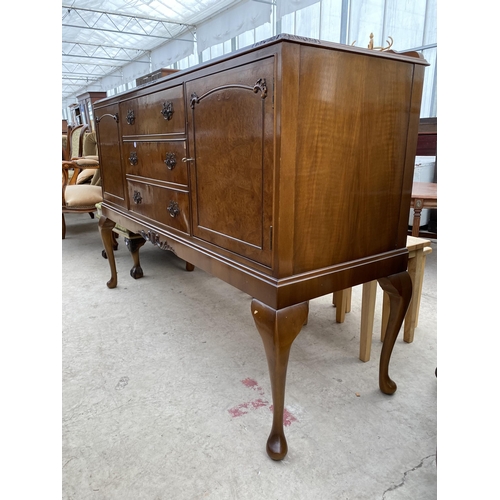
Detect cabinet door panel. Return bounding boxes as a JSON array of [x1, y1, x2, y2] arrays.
[[186, 57, 275, 267], [95, 103, 126, 206]]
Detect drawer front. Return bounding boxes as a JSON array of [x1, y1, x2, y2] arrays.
[[121, 85, 185, 136], [128, 181, 190, 234], [123, 140, 188, 186]]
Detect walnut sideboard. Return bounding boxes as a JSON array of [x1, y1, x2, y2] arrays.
[[94, 34, 428, 461]]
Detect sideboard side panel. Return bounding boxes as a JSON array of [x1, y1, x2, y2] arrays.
[[292, 46, 418, 274]]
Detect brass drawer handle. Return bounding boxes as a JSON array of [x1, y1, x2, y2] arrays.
[[182, 157, 194, 163], [164, 152, 177, 170], [161, 101, 174, 120], [129, 151, 138, 166], [95, 113, 119, 123], [133, 190, 142, 204], [167, 200, 180, 218]]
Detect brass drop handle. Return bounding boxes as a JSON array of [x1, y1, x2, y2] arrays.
[[133, 191, 142, 204], [182, 157, 194, 163], [167, 200, 180, 218], [126, 109, 135, 125], [161, 101, 174, 120], [164, 152, 177, 170], [129, 151, 138, 166]]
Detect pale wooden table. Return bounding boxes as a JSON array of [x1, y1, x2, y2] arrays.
[[335, 236, 433, 362], [411, 182, 437, 236]]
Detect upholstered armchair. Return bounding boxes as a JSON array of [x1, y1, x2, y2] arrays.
[[62, 131, 102, 239], [74, 131, 101, 186], [63, 124, 89, 161]]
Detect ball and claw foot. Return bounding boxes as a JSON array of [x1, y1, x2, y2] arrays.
[[130, 266, 144, 279]]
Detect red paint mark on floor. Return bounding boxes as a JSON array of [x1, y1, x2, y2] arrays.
[[228, 379, 298, 426], [251, 398, 268, 409], [242, 378, 259, 389], [241, 378, 265, 396], [228, 402, 250, 417]]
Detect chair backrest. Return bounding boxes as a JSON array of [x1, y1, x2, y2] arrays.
[[62, 135, 68, 160], [82, 131, 98, 157], [68, 124, 89, 159]]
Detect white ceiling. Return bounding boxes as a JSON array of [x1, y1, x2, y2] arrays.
[[62, 0, 241, 105]]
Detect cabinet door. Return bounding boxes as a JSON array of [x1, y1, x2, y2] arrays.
[[95, 103, 126, 207], [186, 57, 275, 267]]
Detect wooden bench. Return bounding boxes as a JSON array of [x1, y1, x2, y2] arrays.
[[334, 236, 433, 361]]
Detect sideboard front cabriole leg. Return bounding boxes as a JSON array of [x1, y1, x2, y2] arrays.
[[377, 271, 412, 395], [251, 299, 309, 460], [98, 216, 118, 289]]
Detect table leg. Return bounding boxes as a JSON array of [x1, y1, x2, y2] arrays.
[[403, 248, 425, 343], [251, 299, 309, 460], [333, 289, 350, 323], [377, 271, 412, 395], [415, 246, 432, 328], [98, 216, 118, 289], [412, 199, 423, 236], [359, 280, 377, 362]]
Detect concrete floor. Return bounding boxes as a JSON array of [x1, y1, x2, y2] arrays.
[[62, 213, 437, 499]]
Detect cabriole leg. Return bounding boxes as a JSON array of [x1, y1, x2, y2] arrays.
[[251, 299, 309, 460], [377, 271, 412, 394], [98, 216, 118, 289]]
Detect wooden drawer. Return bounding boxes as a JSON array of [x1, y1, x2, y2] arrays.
[[120, 85, 185, 136], [128, 180, 190, 234], [123, 140, 188, 186]]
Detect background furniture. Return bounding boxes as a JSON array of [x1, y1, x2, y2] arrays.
[[380, 239, 433, 344], [62, 164, 102, 239], [135, 68, 178, 86], [410, 182, 438, 237], [64, 123, 89, 161], [410, 117, 437, 237], [62, 131, 102, 239], [74, 131, 101, 186], [366, 237, 432, 361], [76, 91, 108, 132], [94, 34, 427, 460], [335, 236, 432, 361]]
